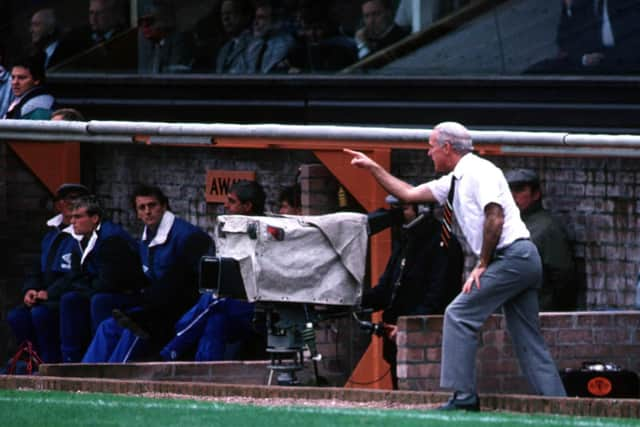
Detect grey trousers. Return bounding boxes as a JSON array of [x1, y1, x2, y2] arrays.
[[440, 239, 566, 396]]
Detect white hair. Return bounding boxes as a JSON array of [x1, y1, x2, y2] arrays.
[[434, 121, 473, 154]]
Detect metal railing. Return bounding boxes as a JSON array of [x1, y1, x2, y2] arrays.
[[2, 119, 640, 157]]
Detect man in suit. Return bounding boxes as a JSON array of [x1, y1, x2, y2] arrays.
[[215, 0, 254, 73], [527, 0, 640, 74]]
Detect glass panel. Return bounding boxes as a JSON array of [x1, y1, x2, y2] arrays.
[[1, 0, 639, 77]]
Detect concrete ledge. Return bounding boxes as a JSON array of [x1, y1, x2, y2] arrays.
[[1, 374, 640, 418], [38, 360, 342, 386]]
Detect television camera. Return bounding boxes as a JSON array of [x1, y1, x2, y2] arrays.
[[200, 210, 402, 386]]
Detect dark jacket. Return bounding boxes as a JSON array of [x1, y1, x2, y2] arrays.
[[557, 0, 640, 72], [362, 214, 463, 324], [136, 212, 212, 334], [521, 199, 576, 310], [21, 216, 79, 297], [46, 220, 142, 303], [4, 86, 55, 120]]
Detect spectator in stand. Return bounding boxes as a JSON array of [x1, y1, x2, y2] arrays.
[[82, 185, 212, 363], [30, 8, 84, 69], [355, 0, 409, 59], [245, 0, 295, 73], [215, 0, 254, 73], [286, 1, 357, 73], [51, 108, 85, 121], [4, 52, 54, 120], [87, 0, 128, 45], [137, 0, 194, 74], [159, 180, 266, 362], [362, 197, 463, 389], [61, 0, 129, 65], [52, 195, 143, 362], [505, 169, 576, 311], [0, 46, 13, 118], [526, 0, 640, 74], [6, 183, 89, 363], [278, 183, 301, 214]]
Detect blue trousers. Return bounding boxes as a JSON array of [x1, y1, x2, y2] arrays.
[[60, 291, 140, 362], [7, 304, 60, 363], [160, 294, 255, 361], [82, 311, 148, 363]]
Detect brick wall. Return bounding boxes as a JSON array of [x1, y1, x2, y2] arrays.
[[397, 312, 640, 394], [3, 141, 640, 371]]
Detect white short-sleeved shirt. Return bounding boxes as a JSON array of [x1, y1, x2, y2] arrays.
[[426, 153, 529, 256]]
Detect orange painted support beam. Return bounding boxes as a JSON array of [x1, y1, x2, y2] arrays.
[[8, 141, 81, 195], [314, 149, 394, 390]]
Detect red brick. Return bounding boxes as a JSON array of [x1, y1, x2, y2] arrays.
[[477, 345, 500, 360], [482, 315, 503, 329], [540, 313, 575, 328], [482, 329, 509, 346], [479, 359, 520, 376], [405, 363, 441, 379], [403, 347, 425, 362], [407, 330, 441, 346], [573, 343, 612, 359], [425, 347, 441, 362], [593, 328, 629, 344], [541, 329, 557, 344], [557, 328, 593, 343], [398, 316, 425, 332]]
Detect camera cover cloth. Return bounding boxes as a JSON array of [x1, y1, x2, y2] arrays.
[[214, 212, 368, 306]]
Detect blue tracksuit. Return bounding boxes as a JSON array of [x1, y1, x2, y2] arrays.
[[160, 293, 255, 361], [83, 212, 211, 363], [57, 220, 142, 362], [7, 215, 78, 363]]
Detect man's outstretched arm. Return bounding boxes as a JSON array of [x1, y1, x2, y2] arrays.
[[344, 148, 436, 204]]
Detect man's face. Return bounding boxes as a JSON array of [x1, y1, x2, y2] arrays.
[[510, 184, 540, 212], [427, 131, 451, 173], [140, 16, 165, 41], [224, 191, 252, 214], [221, 1, 245, 36], [89, 0, 118, 34], [71, 206, 100, 236], [55, 192, 84, 225], [362, 0, 390, 38], [253, 6, 272, 37], [278, 200, 300, 215], [135, 195, 167, 228], [11, 66, 39, 97], [31, 10, 54, 45]]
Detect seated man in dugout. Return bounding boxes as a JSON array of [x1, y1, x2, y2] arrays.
[[277, 183, 301, 214], [361, 196, 463, 389], [7, 183, 89, 363], [53, 195, 143, 362], [505, 168, 577, 311], [159, 180, 266, 362], [82, 185, 212, 363]]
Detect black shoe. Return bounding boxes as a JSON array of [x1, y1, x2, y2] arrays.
[[112, 309, 150, 340], [437, 392, 480, 411]]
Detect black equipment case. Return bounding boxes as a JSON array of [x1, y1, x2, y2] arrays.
[[561, 362, 639, 398]]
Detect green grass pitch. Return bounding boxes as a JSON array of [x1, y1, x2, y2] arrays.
[[0, 389, 639, 427]]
